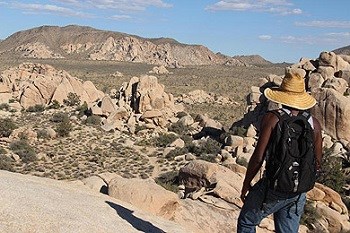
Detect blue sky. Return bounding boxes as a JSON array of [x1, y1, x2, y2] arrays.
[[0, 0, 349, 63]]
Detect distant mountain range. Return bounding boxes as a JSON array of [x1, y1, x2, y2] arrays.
[[0, 25, 272, 67], [333, 45, 350, 56]]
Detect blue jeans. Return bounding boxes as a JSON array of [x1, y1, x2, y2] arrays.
[[237, 179, 306, 233]]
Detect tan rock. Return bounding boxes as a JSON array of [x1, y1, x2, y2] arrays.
[[108, 175, 180, 218], [311, 88, 350, 142]]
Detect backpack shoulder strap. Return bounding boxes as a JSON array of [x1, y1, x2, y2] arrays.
[[268, 109, 289, 122], [298, 111, 311, 121]]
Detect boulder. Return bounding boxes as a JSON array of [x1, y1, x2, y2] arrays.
[[0, 170, 187, 233]]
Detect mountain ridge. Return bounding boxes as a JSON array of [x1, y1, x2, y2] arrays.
[[0, 25, 270, 67], [333, 45, 350, 56]]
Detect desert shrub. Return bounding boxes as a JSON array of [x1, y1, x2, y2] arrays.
[[26, 104, 45, 112], [168, 121, 191, 135], [186, 138, 221, 156], [317, 147, 346, 193], [198, 153, 217, 162], [155, 171, 179, 193], [300, 200, 321, 230], [236, 156, 248, 167], [51, 112, 69, 123], [230, 126, 247, 137], [153, 133, 178, 148], [9, 139, 37, 163], [165, 147, 188, 160], [63, 92, 81, 106], [176, 111, 188, 118], [48, 100, 61, 109], [76, 101, 89, 117], [0, 103, 10, 111], [0, 118, 17, 137], [135, 124, 148, 134], [56, 118, 73, 137], [84, 115, 101, 125], [0, 154, 13, 171], [0, 146, 7, 154], [181, 134, 193, 146], [36, 129, 50, 139]]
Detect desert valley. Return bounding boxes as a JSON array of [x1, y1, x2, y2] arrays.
[[0, 25, 349, 233]]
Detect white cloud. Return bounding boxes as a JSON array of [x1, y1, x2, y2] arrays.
[[12, 3, 92, 17], [259, 35, 272, 40], [206, 0, 301, 15], [326, 32, 350, 37], [86, 0, 172, 11], [110, 14, 132, 20], [279, 33, 348, 45], [295, 21, 350, 28], [6, 0, 172, 18]]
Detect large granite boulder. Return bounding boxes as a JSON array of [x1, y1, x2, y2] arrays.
[[0, 63, 104, 109]]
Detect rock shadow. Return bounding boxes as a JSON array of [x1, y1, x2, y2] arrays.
[[105, 201, 165, 233]]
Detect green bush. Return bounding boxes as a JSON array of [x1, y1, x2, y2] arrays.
[[84, 115, 101, 126], [48, 100, 61, 109], [0, 118, 17, 137], [236, 156, 248, 167], [153, 133, 178, 148], [165, 147, 188, 160], [176, 111, 188, 118], [0, 154, 13, 171], [0, 103, 10, 111], [9, 139, 37, 163], [186, 138, 221, 156], [155, 171, 179, 193], [135, 124, 148, 134], [300, 200, 321, 230], [168, 121, 191, 135], [76, 101, 89, 117], [317, 148, 345, 193], [63, 92, 81, 106], [36, 129, 50, 139], [56, 118, 73, 137], [0, 146, 7, 154], [230, 126, 247, 137], [51, 112, 69, 123], [26, 104, 45, 112]]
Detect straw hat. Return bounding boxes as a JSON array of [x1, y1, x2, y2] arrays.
[[264, 72, 316, 110]]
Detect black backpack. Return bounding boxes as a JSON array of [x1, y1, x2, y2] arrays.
[[264, 109, 316, 194]]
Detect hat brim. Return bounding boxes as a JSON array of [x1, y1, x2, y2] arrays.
[[264, 88, 316, 110]]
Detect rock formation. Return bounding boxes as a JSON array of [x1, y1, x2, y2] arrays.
[[0, 170, 187, 233], [92, 75, 183, 132], [243, 51, 350, 144], [0, 63, 104, 109], [15, 42, 63, 59]]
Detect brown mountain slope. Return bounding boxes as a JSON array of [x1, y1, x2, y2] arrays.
[[0, 25, 246, 67], [333, 45, 350, 56], [232, 55, 272, 66]]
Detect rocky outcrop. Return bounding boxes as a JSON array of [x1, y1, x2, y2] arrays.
[[0, 170, 187, 233], [0, 63, 104, 109], [88, 36, 228, 67], [178, 160, 244, 207], [106, 172, 252, 233], [92, 75, 182, 131], [15, 42, 63, 59], [307, 183, 350, 232], [243, 51, 350, 143]]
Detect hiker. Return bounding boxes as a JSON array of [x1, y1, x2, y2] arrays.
[[237, 71, 323, 233]]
